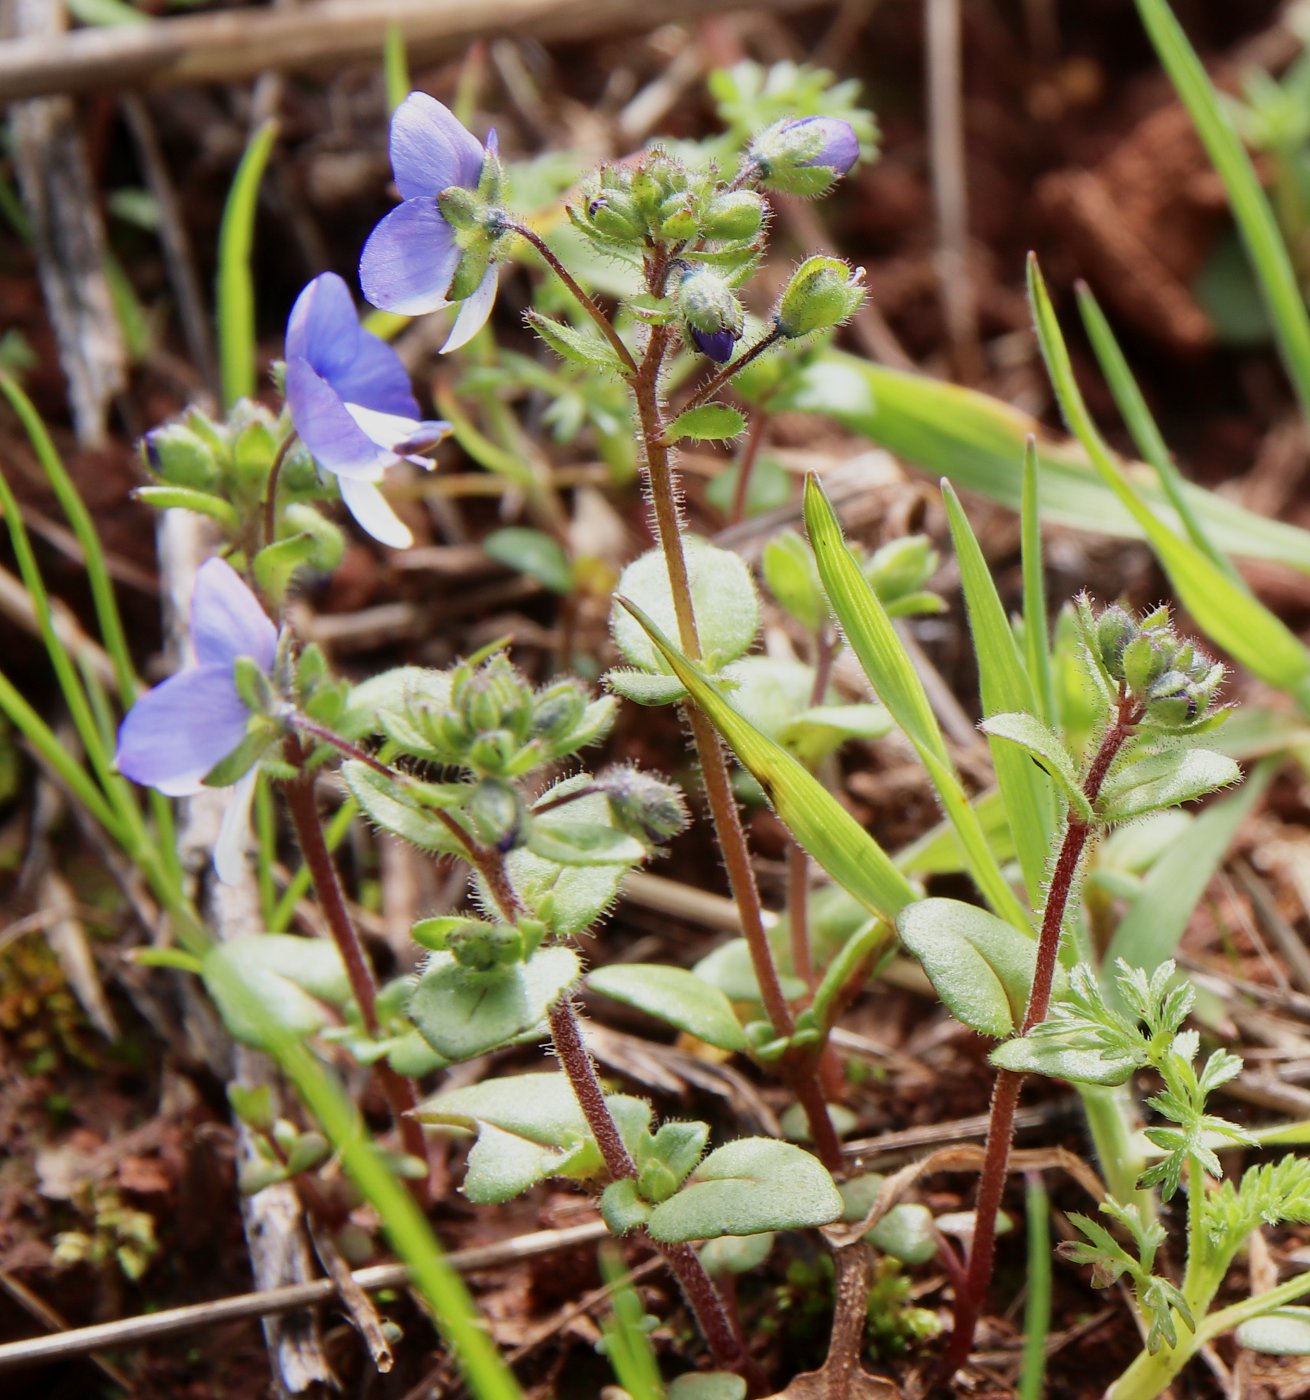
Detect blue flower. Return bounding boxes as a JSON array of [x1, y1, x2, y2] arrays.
[[689, 327, 737, 363], [116, 559, 277, 882], [285, 272, 451, 549], [359, 92, 503, 353], [786, 116, 861, 176]]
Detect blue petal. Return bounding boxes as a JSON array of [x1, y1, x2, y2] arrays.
[[191, 558, 277, 670], [796, 117, 860, 175], [691, 327, 736, 362], [359, 199, 461, 316], [285, 273, 361, 381], [286, 358, 395, 479], [330, 328, 421, 419], [440, 265, 498, 354], [390, 92, 485, 200], [115, 665, 251, 796]]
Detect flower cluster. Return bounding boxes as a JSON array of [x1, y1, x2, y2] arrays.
[[1081, 599, 1226, 730]]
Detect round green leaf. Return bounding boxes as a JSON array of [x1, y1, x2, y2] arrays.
[[484, 527, 574, 594], [665, 403, 747, 443], [989, 1036, 1137, 1087], [408, 946, 580, 1062], [611, 537, 760, 675], [586, 963, 748, 1052], [1237, 1308, 1310, 1355], [645, 1137, 842, 1242], [203, 934, 349, 1049], [897, 897, 1040, 1038]]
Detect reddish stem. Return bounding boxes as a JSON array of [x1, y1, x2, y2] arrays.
[[281, 740, 431, 1202], [937, 692, 1142, 1380]]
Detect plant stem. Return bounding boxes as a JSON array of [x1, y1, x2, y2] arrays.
[[728, 411, 769, 526], [507, 221, 639, 377], [261, 434, 295, 551], [281, 739, 430, 1200], [472, 843, 745, 1372], [633, 288, 844, 1173], [938, 691, 1142, 1379]]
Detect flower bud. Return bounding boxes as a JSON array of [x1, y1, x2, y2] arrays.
[[676, 268, 744, 362], [447, 920, 522, 972], [143, 423, 220, 490], [466, 777, 524, 850], [578, 188, 646, 242], [532, 679, 588, 741], [455, 656, 533, 742], [746, 116, 861, 195], [1094, 605, 1135, 677], [703, 190, 765, 243], [775, 256, 865, 338], [597, 765, 688, 845]]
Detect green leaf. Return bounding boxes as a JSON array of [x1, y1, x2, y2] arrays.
[[698, 1232, 775, 1275], [784, 351, 1310, 575], [664, 404, 747, 443], [342, 761, 466, 855], [943, 481, 1057, 901], [408, 947, 580, 1063], [694, 938, 808, 1005], [1096, 748, 1240, 823], [989, 1036, 1138, 1087], [217, 118, 277, 408], [586, 963, 749, 1052], [252, 532, 318, 604], [619, 599, 916, 920], [483, 527, 573, 594], [525, 310, 628, 373], [1027, 255, 1310, 714], [667, 1375, 748, 1400], [603, 668, 688, 706], [805, 475, 1031, 930], [204, 934, 349, 1049], [762, 529, 826, 632], [611, 537, 759, 675], [133, 485, 238, 527], [1136, 0, 1310, 422], [416, 1072, 653, 1205], [498, 778, 631, 935], [897, 897, 1043, 1039], [980, 712, 1091, 821], [526, 822, 646, 867], [1237, 1308, 1310, 1356], [644, 1138, 842, 1242]]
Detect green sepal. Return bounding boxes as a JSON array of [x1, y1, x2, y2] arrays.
[[663, 404, 746, 444], [525, 311, 629, 374], [134, 485, 238, 528]]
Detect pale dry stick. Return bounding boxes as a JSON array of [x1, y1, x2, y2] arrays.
[[925, 0, 983, 383], [0, 0, 830, 100], [158, 511, 332, 1394], [0, 1222, 611, 1376]]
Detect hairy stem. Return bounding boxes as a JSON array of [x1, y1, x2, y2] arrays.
[[261, 434, 295, 552], [508, 220, 639, 377], [281, 741, 430, 1200], [632, 300, 844, 1173], [681, 325, 784, 414], [939, 692, 1142, 1378], [473, 843, 745, 1371]]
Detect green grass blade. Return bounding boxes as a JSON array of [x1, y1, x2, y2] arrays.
[[1075, 283, 1239, 581], [383, 23, 411, 114], [208, 959, 526, 1400], [1136, 0, 1310, 420], [598, 1247, 665, 1400], [1020, 440, 1056, 727], [1103, 758, 1272, 983], [217, 118, 278, 408], [804, 475, 1031, 929], [1018, 1173, 1052, 1400], [803, 475, 946, 765], [618, 598, 916, 920], [0, 375, 182, 883], [1028, 256, 1310, 713], [0, 668, 121, 835], [786, 352, 1310, 573], [942, 480, 1055, 904]]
